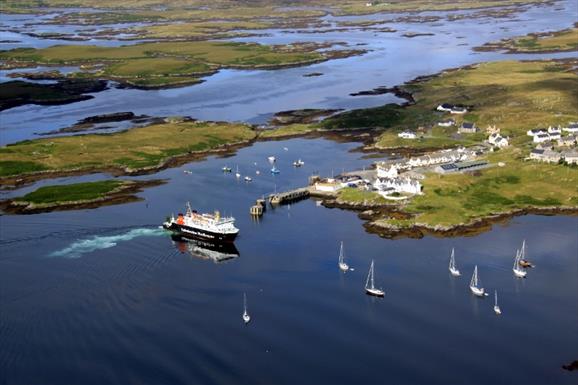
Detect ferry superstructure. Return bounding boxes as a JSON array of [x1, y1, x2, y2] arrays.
[[163, 202, 239, 243]]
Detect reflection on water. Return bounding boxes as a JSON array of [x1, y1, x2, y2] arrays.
[[171, 234, 240, 264]]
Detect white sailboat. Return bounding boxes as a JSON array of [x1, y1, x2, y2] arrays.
[[235, 165, 241, 179], [493, 290, 502, 315], [365, 260, 384, 297], [448, 248, 461, 277], [469, 265, 486, 297], [242, 292, 251, 324], [338, 241, 349, 271], [513, 248, 527, 278]]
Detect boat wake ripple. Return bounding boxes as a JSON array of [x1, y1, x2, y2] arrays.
[[49, 227, 168, 258]]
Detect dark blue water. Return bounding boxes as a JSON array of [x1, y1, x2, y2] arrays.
[[1, 138, 577, 384]]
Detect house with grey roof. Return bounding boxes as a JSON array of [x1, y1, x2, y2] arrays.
[[458, 122, 478, 134], [562, 150, 578, 165], [529, 148, 561, 163]]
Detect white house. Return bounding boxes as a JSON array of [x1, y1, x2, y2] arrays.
[[548, 126, 561, 135], [527, 128, 548, 137], [398, 131, 417, 139], [533, 133, 551, 143], [314, 180, 343, 192], [450, 106, 468, 114], [558, 135, 577, 147], [563, 150, 578, 164], [436, 103, 454, 112], [562, 123, 578, 133], [548, 132, 561, 140], [529, 148, 560, 163], [376, 164, 399, 178], [458, 122, 477, 134], [375, 177, 422, 195], [488, 133, 509, 148], [438, 119, 455, 127]]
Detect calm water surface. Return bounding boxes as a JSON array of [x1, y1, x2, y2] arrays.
[[1, 138, 577, 385]]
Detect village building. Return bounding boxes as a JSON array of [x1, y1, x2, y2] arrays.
[[562, 150, 578, 164], [374, 177, 422, 195], [450, 106, 468, 114], [376, 164, 399, 178], [436, 103, 454, 112], [547, 126, 561, 135], [533, 133, 551, 143], [458, 122, 478, 134], [529, 148, 561, 163], [558, 135, 577, 147], [486, 125, 500, 135], [314, 179, 343, 192], [527, 128, 548, 137], [438, 119, 455, 127], [435, 160, 490, 174], [562, 122, 578, 133], [488, 133, 509, 148], [548, 132, 561, 140], [398, 130, 417, 139]]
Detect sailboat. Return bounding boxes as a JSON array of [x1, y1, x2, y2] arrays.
[[242, 292, 251, 324], [338, 241, 349, 271], [469, 265, 486, 297], [518, 239, 533, 268], [365, 260, 384, 297], [270, 166, 280, 174], [493, 290, 502, 315], [448, 248, 461, 277], [235, 165, 241, 179], [513, 248, 527, 278]]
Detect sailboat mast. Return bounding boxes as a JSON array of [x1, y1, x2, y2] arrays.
[[243, 292, 247, 312], [450, 248, 455, 269], [370, 261, 375, 289], [339, 242, 344, 264], [365, 261, 372, 289]]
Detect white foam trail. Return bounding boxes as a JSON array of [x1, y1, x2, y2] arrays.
[[49, 228, 167, 258]]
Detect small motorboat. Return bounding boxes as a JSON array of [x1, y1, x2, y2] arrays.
[[183, 170, 193, 174], [255, 170, 260, 175], [293, 159, 305, 167], [268, 156, 276, 163], [244, 176, 252, 182], [283, 147, 288, 151], [222, 166, 232, 173], [271, 167, 280, 174]]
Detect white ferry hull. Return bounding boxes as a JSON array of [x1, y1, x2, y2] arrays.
[[164, 222, 238, 243]]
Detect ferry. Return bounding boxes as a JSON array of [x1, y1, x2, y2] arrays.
[[163, 202, 239, 243]]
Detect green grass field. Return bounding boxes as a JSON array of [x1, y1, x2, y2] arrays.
[[0, 41, 326, 88], [480, 26, 578, 53], [0, 121, 256, 177], [13, 180, 125, 204]]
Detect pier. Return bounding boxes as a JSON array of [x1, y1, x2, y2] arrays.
[[268, 187, 310, 205]]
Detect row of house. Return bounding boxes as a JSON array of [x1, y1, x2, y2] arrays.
[[374, 177, 422, 196], [529, 149, 578, 164], [436, 103, 468, 115], [376, 148, 476, 175]]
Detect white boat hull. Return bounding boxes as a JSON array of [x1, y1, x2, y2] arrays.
[[470, 286, 485, 297], [513, 268, 527, 278], [365, 288, 385, 297], [449, 267, 461, 277], [494, 306, 502, 315], [339, 262, 349, 271]]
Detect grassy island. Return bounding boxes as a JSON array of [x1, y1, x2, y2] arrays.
[[0, 41, 339, 88], [1, 179, 164, 214], [476, 24, 578, 53], [0, 121, 256, 182]]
